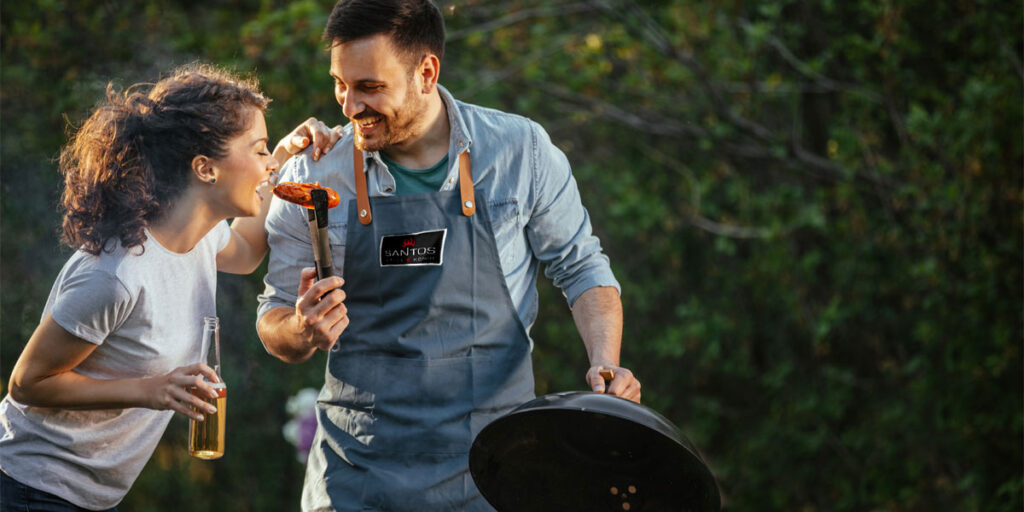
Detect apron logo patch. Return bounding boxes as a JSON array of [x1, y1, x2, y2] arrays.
[[380, 229, 446, 266]]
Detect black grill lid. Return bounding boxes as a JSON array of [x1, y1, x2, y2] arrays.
[[469, 392, 721, 512]]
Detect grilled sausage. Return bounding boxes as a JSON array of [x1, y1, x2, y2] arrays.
[[272, 182, 341, 209]]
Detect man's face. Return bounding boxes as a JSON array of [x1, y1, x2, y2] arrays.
[[330, 34, 428, 152]]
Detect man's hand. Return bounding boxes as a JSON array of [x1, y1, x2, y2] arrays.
[[273, 117, 343, 165], [586, 364, 641, 403], [293, 267, 348, 352], [570, 286, 638, 402]]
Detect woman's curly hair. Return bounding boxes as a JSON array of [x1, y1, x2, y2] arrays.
[[58, 62, 270, 255]]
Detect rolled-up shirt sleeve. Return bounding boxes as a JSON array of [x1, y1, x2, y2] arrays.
[[257, 156, 317, 327], [524, 122, 620, 307]]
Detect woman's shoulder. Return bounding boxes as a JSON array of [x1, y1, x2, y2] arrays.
[[58, 237, 165, 297], [48, 251, 137, 341], [55, 249, 134, 298]]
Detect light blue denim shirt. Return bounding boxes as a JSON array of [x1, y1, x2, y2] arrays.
[[257, 85, 619, 337]]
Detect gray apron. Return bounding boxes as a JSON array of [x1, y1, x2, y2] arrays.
[[309, 147, 535, 511]]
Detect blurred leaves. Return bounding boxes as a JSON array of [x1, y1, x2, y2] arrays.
[[2, 0, 1021, 511]]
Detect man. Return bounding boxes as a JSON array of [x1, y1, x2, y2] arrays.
[[257, 0, 641, 509]]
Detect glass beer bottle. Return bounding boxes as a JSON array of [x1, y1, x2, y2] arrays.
[[189, 316, 226, 459]]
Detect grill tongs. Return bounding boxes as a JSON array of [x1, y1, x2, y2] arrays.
[[272, 181, 339, 281], [306, 188, 333, 280]]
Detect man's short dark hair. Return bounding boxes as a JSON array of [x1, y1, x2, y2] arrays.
[[324, 0, 445, 65]]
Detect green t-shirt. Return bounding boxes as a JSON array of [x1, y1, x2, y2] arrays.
[[380, 152, 449, 195]]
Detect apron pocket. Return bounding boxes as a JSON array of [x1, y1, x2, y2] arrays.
[[328, 355, 479, 456], [470, 350, 535, 438]]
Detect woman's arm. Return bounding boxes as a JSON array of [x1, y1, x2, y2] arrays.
[[217, 118, 342, 274], [8, 314, 221, 421]]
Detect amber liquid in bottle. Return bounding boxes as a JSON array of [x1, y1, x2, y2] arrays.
[[189, 382, 226, 459]]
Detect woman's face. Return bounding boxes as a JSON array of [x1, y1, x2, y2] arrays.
[[210, 109, 277, 217]]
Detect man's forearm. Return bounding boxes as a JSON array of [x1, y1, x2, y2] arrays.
[[257, 306, 318, 363], [570, 286, 623, 366]]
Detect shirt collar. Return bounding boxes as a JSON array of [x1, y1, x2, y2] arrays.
[[437, 84, 472, 154]]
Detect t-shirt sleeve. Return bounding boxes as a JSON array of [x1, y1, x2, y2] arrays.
[[212, 219, 231, 252], [49, 270, 134, 345]]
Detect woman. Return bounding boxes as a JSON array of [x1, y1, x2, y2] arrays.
[[0, 63, 338, 511]]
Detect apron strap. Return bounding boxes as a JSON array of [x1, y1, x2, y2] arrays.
[[354, 148, 373, 225], [353, 142, 475, 225], [458, 151, 475, 217]]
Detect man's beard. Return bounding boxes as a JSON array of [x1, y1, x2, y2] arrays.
[[351, 88, 425, 152]]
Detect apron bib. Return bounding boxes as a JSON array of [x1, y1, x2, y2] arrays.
[[304, 148, 535, 511]]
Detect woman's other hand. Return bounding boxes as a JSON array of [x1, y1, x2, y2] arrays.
[[272, 117, 342, 166]]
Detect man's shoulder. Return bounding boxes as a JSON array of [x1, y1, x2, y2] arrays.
[[454, 99, 539, 139], [278, 127, 356, 190], [455, 99, 530, 123]]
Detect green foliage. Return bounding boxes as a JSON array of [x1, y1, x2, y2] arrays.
[[2, 1, 1020, 511]]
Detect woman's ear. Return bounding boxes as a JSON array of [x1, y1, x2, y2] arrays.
[[191, 155, 217, 184]]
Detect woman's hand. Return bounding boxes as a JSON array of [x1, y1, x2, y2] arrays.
[[272, 117, 342, 166], [141, 363, 222, 421]]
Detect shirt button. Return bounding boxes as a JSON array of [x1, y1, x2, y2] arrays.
[[385, 186, 394, 193], [448, 177, 455, 183]]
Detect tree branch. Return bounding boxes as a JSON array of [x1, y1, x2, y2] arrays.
[[641, 142, 793, 240], [686, 213, 779, 239], [737, 17, 883, 103], [596, 0, 776, 141], [591, 0, 897, 190], [548, 80, 893, 188], [447, 2, 596, 41], [456, 37, 570, 99], [1001, 41, 1024, 83], [547, 84, 708, 138]]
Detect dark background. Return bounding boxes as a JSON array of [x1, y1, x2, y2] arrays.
[[2, 1, 1021, 510]]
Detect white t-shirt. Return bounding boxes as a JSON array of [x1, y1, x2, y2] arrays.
[[0, 221, 230, 509]]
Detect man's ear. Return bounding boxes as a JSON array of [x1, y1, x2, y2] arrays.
[[191, 155, 217, 184], [417, 54, 441, 94]]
